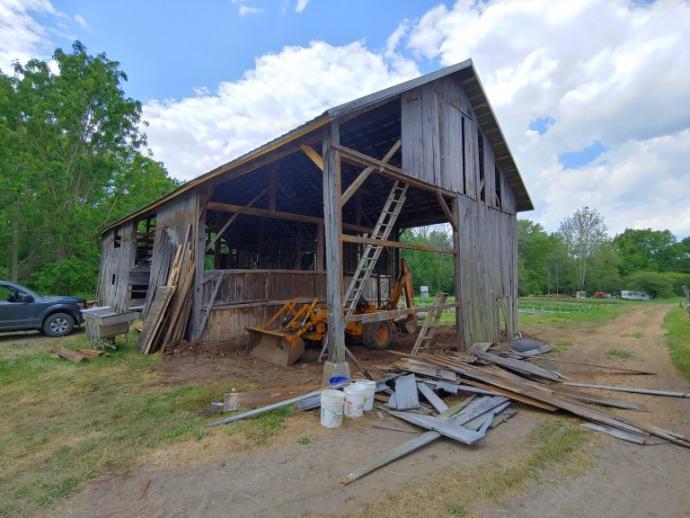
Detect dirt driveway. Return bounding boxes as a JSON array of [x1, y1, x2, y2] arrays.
[[45, 304, 690, 517]]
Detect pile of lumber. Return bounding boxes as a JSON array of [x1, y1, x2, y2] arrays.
[[392, 346, 690, 448], [139, 224, 196, 354]]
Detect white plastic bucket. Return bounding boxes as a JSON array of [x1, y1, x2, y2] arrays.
[[355, 379, 377, 411], [344, 383, 366, 418], [320, 389, 345, 428]]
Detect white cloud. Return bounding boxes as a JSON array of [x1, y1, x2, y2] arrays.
[[143, 41, 419, 183], [295, 0, 310, 13], [238, 4, 263, 16], [0, 0, 57, 72], [74, 13, 88, 29], [407, 0, 690, 237]]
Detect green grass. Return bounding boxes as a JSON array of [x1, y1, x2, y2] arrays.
[[663, 304, 690, 380], [518, 296, 644, 327], [415, 295, 457, 325], [607, 349, 634, 360], [0, 336, 224, 517], [225, 406, 293, 445], [360, 417, 590, 517]]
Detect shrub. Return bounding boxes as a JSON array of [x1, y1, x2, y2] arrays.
[[0, 266, 8, 280], [624, 271, 675, 298], [32, 258, 98, 296]]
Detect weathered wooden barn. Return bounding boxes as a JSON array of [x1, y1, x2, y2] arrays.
[[97, 60, 532, 362]]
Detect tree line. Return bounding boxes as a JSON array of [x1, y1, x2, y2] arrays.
[[518, 207, 690, 298], [0, 42, 179, 295], [402, 207, 690, 299]]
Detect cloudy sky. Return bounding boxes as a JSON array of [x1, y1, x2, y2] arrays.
[[2, 0, 689, 237]]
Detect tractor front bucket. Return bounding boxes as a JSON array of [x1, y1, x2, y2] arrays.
[[247, 327, 305, 366]]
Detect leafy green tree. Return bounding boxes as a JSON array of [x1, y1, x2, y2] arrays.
[[613, 228, 678, 275], [0, 42, 178, 293], [586, 242, 621, 293], [625, 271, 674, 298], [517, 219, 552, 295], [559, 207, 608, 292], [400, 227, 454, 294]]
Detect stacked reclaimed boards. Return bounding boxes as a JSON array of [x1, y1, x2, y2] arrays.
[[138, 224, 196, 354], [342, 342, 689, 483]]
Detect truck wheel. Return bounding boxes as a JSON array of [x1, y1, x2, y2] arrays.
[[43, 313, 75, 337], [362, 321, 392, 350]]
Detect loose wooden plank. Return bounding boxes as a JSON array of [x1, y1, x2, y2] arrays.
[[417, 382, 449, 413], [563, 382, 690, 399], [394, 374, 420, 410], [138, 286, 175, 353], [582, 423, 649, 445], [53, 345, 86, 363], [388, 411, 487, 445], [342, 396, 506, 485], [223, 383, 322, 411], [530, 357, 656, 375], [476, 350, 563, 382]]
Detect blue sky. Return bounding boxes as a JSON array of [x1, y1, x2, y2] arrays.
[[2, 0, 690, 237], [50, 0, 440, 101]]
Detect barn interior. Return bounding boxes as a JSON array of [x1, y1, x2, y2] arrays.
[[195, 97, 459, 356]]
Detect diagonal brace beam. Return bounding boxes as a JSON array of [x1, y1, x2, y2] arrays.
[[300, 144, 324, 171], [339, 139, 401, 208], [205, 186, 268, 251], [435, 192, 457, 231]]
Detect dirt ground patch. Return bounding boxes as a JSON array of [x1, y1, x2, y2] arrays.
[[477, 303, 690, 518], [41, 305, 690, 517], [157, 327, 460, 388]]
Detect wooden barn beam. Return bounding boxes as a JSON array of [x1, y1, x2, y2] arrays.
[[205, 187, 268, 252], [206, 201, 372, 234], [435, 192, 457, 231], [346, 304, 459, 324], [322, 121, 347, 365], [339, 139, 401, 208], [341, 234, 457, 255], [300, 144, 324, 171], [333, 144, 455, 197]]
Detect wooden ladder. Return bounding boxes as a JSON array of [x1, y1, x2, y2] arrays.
[[343, 181, 408, 318], [411, 292, 448, 355]]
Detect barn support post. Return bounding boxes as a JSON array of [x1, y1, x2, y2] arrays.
[[322, 120, 348, 374], [452, 195, 464, 351], [191, 188, 210, 341]]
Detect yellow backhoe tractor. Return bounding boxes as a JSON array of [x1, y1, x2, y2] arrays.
[[247, 260, 416, 366]]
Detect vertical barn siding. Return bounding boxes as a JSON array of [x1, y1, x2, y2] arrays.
[[96, 222, 136, 312], [401, 76, 479, 195], [401, 73, 520, 345], [457, 197, 517, 344]]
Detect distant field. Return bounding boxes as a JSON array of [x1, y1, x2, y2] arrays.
[[414, 294, 677, 328]]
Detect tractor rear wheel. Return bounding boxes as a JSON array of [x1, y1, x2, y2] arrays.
[[362, 321, 393, 350]]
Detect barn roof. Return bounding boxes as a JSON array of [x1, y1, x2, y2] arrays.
[[101, 59, 532, 234]]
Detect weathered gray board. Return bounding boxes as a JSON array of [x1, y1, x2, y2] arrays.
[[401, 75, 476, 195], [97, 192, 199, 317], [401, 73, 519, 347], [97, 222, 136, 312], [456, 196, 517, 346]]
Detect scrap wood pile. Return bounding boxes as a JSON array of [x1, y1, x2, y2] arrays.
[[206, 337, 690, 485], [138, 224, 196, 354]]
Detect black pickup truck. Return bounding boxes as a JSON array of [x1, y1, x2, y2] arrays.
[[0, 281, 85, 337]]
